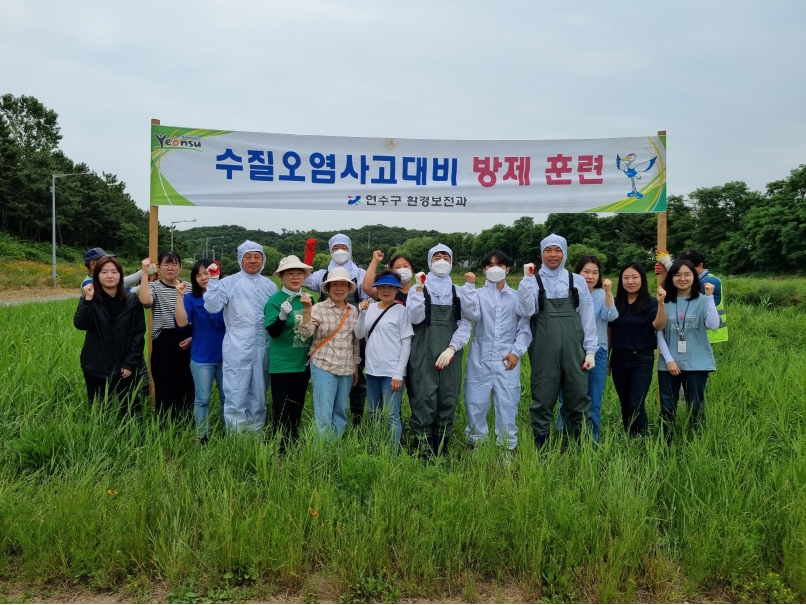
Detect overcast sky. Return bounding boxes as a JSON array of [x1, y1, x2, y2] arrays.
[[2, 0, 804, 235]]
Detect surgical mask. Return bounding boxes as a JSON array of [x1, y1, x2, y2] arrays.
[[396, 268, 413, 283], [431, 260, 451, 276], [331, 250, 350, 264], [485, 266, 506, 283]]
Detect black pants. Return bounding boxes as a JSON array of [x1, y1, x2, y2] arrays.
[[610, 349, 654, 437], [84, 370, 142, 416], [150, 329, 195, 421], [271, 368, 311, 445], [349, 338, 366, 424]]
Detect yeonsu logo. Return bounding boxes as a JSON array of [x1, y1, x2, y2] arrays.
[[154, 133, 202, 149]]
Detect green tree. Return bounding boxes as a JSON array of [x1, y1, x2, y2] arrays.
[[566, 243, 607, 272]]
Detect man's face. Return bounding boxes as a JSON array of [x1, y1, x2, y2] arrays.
[[431, 251, 451, 264], [331, 244, 349, 253], [542, 245, 563, 270], [242, 251, 263, 274]]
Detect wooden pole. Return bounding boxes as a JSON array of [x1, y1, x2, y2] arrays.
[[657, 130, 668, 280], [148, 118, 160, 405]]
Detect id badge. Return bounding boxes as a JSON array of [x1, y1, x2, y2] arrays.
[[677, 340, 687, 354]]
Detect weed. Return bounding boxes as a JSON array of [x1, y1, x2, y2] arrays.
[[341, 574, 400, 604]]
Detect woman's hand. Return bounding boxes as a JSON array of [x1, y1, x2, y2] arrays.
[[179, 337, 192, 349], [353, 366, 360, 387], [704, 282, 715, 296], [300, 293, 313, 308], [84, 283, 94, 300], [359, 299, 371, 311], [372, 250, 385, 264], [176, 282, 187, 297], [657, 284, 666, 303], [602, 278, 612, 293], [121, 368, 132, 379], [390, 378, 403, 391], [667, 361, 681, 376], [141, 258, 152, 272]]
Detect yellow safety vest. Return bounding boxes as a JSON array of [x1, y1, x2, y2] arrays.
[[708, 282, 728, 343]]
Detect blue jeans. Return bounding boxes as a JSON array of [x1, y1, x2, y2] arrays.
[[190, 360, 225, 437], [366, 374, 403, 445], [310, 361, 352, 440], [557, 346, 607, 441]]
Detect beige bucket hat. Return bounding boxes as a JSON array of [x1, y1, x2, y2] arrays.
[[273, 255, 313, 277], [321, 267, 357, 293]]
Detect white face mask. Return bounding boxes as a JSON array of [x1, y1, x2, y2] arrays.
[[485, 266, 506, 283], [396, 268, 413, 283], [331, 250, 350, 264], [431, 259, 451, 276]]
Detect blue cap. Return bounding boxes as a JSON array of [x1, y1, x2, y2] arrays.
[[373, 274, 402, 289], [83, 247, 115, 265]]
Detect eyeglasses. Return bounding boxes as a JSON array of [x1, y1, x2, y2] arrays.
[[161, 262, 180, 268]]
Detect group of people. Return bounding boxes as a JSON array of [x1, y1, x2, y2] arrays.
[[73, 231, 726, 452]]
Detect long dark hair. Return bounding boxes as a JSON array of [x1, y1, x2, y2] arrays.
[[574, 255, 603, 289], [190, 259, 214, 298], [663, 260, 701, 304], [92, 256, 126, 301], [614, 261, 651, 315]]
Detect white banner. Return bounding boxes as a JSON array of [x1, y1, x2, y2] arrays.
[[150, 125, 666, 213]]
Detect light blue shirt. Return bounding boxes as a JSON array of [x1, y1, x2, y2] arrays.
[[590, 287, 618, 350]]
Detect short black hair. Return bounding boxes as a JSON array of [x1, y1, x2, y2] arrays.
[[663, 260, 701, 304], [574, 255, 603, 289], [680, 249, 705, 268], [157, 250, 182, 266], [388, 255, 415, 273], [482, 250, 512, 268]]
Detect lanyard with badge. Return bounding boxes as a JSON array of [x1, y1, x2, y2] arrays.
[[674, 299, 691, 354]]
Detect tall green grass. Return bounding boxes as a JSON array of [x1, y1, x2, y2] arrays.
[[0, 298, 804, 601]]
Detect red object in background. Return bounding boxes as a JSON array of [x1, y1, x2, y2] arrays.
[[304, 238, 317, 266]]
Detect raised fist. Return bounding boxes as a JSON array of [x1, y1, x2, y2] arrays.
[[207, 262, 221, 279], [278, 300, 293, 320], [300, 293, 313, 308], [373, 250, 385, 263], [141, 258, 152, 272], [523, 263, 535, 276], [602, 278, 612, 293], [415, 271, 426, 285], [359, 299, 371, 311], [464, 272, 476, 284], [657, 284, 666, 303], [704, 282, 715, 296], [176, 282, 187, 297], [84, 283, 95, 300]]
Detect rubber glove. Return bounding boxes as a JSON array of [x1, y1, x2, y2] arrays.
[[582, 353, 596, 370], [523, 263, 535, 276], [415, 271, 426, 286], [278, 300, 293, 321], [207, 262, 221, 279], [655, 250, 673, 270], [435, 347, 455, 369]]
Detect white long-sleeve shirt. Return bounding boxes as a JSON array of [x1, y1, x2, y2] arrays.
[[516, 271, 598, 355], [406, 282, 477, 351], [355, 303, 413, 380]]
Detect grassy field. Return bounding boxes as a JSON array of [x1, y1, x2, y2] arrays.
[[0, 281, 805, 603]]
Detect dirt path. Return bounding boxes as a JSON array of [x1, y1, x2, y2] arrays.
[[0, 287, 78, 305]]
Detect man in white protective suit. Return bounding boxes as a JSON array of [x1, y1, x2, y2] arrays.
[[463, 250, 532, 452], [204, 240, 277, 431]]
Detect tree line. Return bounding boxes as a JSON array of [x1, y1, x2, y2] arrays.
[[2, 93, 804, 275]]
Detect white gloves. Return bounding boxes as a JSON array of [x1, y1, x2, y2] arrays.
[[415, 271, 426, 286], [207, 262, 221, 279], [278, 300, 293, 321], [655, 251, 673, 270], [435, 347, 455, 369], [582, 354, 596, 370], [523, 263, 535, 276]]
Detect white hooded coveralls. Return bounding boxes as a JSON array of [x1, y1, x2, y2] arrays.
[[464, 280, 532, 449], [204, 240, 277, 431]]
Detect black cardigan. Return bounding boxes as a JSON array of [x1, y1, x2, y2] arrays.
[[74, 292, 146, 378]]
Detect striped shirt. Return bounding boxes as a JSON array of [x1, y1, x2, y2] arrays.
[[147, 280, 188, 339], [299, 299, 360, 376]]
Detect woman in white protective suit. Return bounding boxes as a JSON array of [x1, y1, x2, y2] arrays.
[[407, 243, 477, 458], [204, 240, 277, 431], [464, 250, 531, 453]]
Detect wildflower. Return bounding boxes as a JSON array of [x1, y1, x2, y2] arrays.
[[107, 489, 119, 495], [308, 507, 319, 518]]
